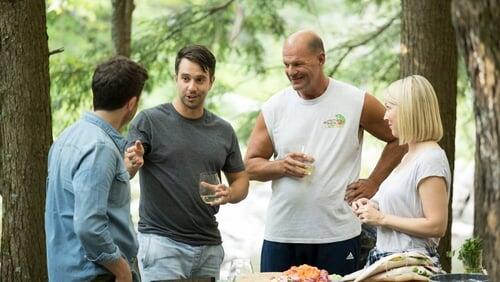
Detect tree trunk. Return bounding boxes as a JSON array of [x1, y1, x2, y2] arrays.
[[400, 0, 457, 272], [0, 1, 52, 281], [452, 0, 500, 279], [111, 0, 135, 57]]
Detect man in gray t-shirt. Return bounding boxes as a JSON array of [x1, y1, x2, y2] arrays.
[[125, 45, 249, 281]]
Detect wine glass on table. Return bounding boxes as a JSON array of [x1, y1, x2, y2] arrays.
[[227, 258, 253, 282]]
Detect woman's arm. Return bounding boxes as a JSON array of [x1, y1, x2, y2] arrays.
[[355, 176, 448, 238]]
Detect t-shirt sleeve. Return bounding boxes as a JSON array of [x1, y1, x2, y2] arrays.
[[415, 151, 451, 192], [222, 128, 245, 173], [127, 111, 153, 155]]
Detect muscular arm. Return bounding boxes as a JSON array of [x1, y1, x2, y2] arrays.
[[345, 94, 407, 202], [244, 113, 281, 181], [362, 94, 407, 185], [244, 113, 309, 181]]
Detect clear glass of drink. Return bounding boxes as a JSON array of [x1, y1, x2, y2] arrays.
[[199, 172, 221, 204], [299, 145, 314, 175], [280, 143, 315, 176], [227, 258, 253, 282]]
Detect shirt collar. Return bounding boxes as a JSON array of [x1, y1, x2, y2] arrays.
[[83, 112, 127, 153]]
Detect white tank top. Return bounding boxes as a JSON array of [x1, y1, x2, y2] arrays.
[[262, 78, 364, 243]]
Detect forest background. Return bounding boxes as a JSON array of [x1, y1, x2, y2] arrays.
[[1, 0, 498, 281]]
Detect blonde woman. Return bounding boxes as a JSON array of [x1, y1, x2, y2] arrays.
[[352, 75, 450, 267]]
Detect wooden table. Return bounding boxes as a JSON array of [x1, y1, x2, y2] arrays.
[[234, 272, 281, 282], [234, 272, 343, 282], [153, 278, 215, 282]]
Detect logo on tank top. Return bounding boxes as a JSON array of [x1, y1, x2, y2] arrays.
[[323, 114, 346, 128]]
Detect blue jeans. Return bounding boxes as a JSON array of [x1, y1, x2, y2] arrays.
[[261, 236, 360, 276], [137, 233, 224, 282]]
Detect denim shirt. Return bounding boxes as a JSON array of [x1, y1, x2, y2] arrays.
[[45, 112, 138, 282]]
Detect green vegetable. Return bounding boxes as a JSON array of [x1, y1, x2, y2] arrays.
[[456, 237, 484, 273]]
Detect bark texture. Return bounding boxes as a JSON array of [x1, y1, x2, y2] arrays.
[[452, 0, 500, 278], [401, 0, 458, 272], [111, 0, 135, 57], [0, 0, 52, 280]]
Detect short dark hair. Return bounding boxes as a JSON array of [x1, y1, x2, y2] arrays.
[[175, 45, 216, 79], [92, 56, 149, 111]]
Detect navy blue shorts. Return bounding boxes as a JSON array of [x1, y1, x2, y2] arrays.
[[260, 235, 360, 276]]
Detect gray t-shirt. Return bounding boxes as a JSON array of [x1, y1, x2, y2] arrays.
[[373, 147, 451, 253], [128, 103, 245, 245]]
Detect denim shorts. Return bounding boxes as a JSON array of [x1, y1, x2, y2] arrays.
[[138, 232, 224, 282]]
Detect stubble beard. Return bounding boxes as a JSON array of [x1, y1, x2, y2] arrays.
[[182, 94, 204, 110]]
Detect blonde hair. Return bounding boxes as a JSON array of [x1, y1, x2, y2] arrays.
[[384, 75, 443, 145]]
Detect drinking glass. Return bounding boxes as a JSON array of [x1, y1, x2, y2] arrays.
[[199, 172, 221, 204], [227, 258, 253, 282], [300, 145, 315, 175], [280, 144, 315, 176]]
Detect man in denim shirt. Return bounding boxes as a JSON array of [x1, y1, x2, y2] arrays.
[[45, 56, 148, 282]]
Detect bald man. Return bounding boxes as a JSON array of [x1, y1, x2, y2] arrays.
[[244, 30, 406, 275]]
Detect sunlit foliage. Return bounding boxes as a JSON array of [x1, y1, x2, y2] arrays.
[[46, 0, 473, 160]]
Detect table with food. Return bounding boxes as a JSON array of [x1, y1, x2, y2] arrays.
[[233, 252, 448, 282]]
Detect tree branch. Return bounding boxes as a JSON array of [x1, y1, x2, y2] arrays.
[[329, 13, 399, 52], [377, 58, 399, 81], [327, 13, 399, 76], [138, 0, 235, 62], [207, 0, 235, 13], [111, 0, 135, 57], [48, 47, 65, 56], [329, 48, 354, 77], [165, 0, 235, 41], [230, 3, 244, 41]]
